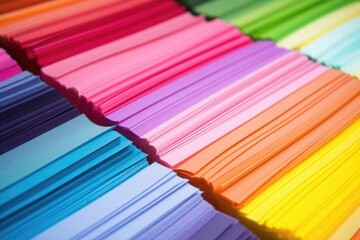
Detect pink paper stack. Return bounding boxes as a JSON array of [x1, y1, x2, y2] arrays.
[[40, 13, 252, 123], [0, 48, 21, 82]]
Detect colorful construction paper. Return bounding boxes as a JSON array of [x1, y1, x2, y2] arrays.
[[0, 71, 79, 154], [0, 48, 21, 82], [0, 115, 148, 239], [35, 163, 257, 240], [40, 13, 251, 121], [0, 1, 359, 239], [240, 118, 360, 239]]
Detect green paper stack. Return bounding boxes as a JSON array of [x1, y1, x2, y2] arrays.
[[191, 0, 356, 41]]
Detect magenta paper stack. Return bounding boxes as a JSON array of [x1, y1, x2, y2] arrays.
[[0, 48, 21, 82], [41, 13, 252, 123], [0, 0, 185, 74]]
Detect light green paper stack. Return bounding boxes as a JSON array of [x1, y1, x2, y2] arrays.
[[192, 0, 356, 41]]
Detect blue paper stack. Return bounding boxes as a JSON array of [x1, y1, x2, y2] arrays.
[[0, 115, 148, 240], [302, 17, 360, 76], [35, 163, 257, 240]]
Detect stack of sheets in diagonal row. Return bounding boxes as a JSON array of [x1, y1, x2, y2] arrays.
[[0, 48, 21, 82], [0, 0, 186, 73], [0, 114, 149, 239], [0, 71, 79, 154], [35, 163, 257, 240], [0, 0, 252, 121], [0, 2, 260, 239], [0, 0, 49, 15], [106, 41, 359, 167], [0, 68, 256, 239], [39, 13, 251, 121], [106, 40, 360, 239], [1, 0, 359, 239], [239, 118, 360, 239], [185, 0, 360, 78]]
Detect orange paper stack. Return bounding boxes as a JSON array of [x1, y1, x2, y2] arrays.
[[174, 68, 360, 239]]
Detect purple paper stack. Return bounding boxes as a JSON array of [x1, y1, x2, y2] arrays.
[[0, 71, 79, 154]]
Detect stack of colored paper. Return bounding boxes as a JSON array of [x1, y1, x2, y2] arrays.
[[169, 68, 360, 234], [0, 71, 79, 154], [1, 0, 359, 239], [101, 32, 359, 238], [0, 0, 185, 73], [35, 163, 258, 240], [40, 13, 251, 121], [105, 41, 287, 149], [174, 66, 360, 192], [102, 27, 360, 239], [277, 3, 360, 78], [170, 70, 360, 239], [278, 2, 360, 50], [0, 115, 148, 239], [0, 0, 48, 15], [0, 48, 21, 82], [190, 0, 353, 40], [300, 17, 360, 78], [187, 0, 360, 78], [239, 118, 360, 239], [107, 42, 359, 170]]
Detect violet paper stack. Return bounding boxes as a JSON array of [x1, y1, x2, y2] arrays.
[[105, 41, 326, 167], [0, 71, 79, 154]]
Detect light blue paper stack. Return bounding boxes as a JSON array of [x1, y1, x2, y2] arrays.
[[35, 163, 257, 240], [0, 115, 148, 240], [302, 17, 360, 75]]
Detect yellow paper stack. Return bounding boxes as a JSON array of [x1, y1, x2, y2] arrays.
[[239, 118, 360, 239]]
